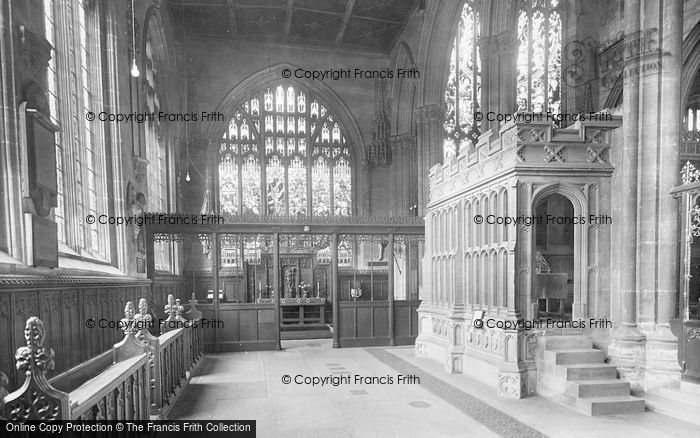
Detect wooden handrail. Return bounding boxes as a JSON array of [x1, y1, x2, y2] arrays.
[[1, 293, 205, 420], [49, 350, 113, 393], [159, 329, 181, 347], [70, 353, 149, 420]]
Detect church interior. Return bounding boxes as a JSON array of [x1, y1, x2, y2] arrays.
[[2, 0, 700, 436]]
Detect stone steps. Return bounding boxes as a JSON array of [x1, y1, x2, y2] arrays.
[[541, 335, 593, 351], [576, 396, 646, 415], [556, 363, 618, 380], [544, 348, 605, 365], [645, 388, 700, 426], [539, 335, 645, 416], [565, 379, 631, 397]]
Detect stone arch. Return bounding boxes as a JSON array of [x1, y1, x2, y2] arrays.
[[205, 63, 367, 216], [682, 21, 700, 107], [530, 183, 589, 319], [142, 7, 174, 113], [498, 186, 509, 242], [204, 63, 365, 165], [390, 41, 418, 136], [603, 73, 623, 109], [489, 190, 498, 245], [497, 247, 508, 307], [416, 0, 464, 108], [480, 193, 489, 246]]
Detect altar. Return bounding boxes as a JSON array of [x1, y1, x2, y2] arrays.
[[280, 297, 328, 327]]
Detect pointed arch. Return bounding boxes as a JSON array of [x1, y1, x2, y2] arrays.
[[390, 41, 418, 136], [204, 63, 364, 164], [214, 69, 360, 218], [683, 21, 700, 108]]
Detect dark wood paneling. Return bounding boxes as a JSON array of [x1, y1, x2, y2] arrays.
[[373, 306, 389, 337], [0, 278, 151, 387], [337, 300, 419, 347], [339, 273, 389, 301], [679, 320, 700, 384], [394, 300, 420, 345], [338, 302, 390, 347], [200, 303, 277, 352]]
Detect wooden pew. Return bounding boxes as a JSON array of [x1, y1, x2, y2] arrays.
[[0, 293, 204, 420]]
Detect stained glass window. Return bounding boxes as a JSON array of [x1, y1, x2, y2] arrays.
[[219, 84, 353, 218], [333, 158, 352, 216], [41, 0, 121, 262], [145, 20, 173, 272], [443, 1, 481, 160], [44, 0, 64, 243], [312, 156, 331, 216], [687, 108, 700, 132], [77, 0, 108, 258], [517, 0, 561, 113]]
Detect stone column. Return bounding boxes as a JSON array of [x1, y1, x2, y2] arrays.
[[361, 160, 370, 215], [388, 233, 395, 347], [390, 134, 415, 216], [496, 32, 519, 117], [477, 35, 494, 133], [643, 0, 682, 390], [331, 233, 339, 348], [273, 232, 281, 350], [213, 232, 221, 353], [609, 0, 645, 390], [415, 104, 445, 216]]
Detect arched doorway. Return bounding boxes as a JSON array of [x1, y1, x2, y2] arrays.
[[533, 193, 575, 321]]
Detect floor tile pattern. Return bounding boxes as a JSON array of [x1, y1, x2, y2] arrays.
[[366, 348, 548, 438]]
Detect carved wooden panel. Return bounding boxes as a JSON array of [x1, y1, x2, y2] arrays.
[[0, 279, 150, 388]]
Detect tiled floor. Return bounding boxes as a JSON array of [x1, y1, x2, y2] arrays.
[[169, 339, 697, 438]]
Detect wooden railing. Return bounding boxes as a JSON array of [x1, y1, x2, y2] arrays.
[[0, 293, 204, 420]]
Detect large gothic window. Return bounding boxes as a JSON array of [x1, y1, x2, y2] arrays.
[[219, 83, 353, 218], [443, 1, 481, 160], [44, 0, 109, 259], [145, 18, 173, 272], [44, 0, 64, 242], [517, 0, 561, 113]]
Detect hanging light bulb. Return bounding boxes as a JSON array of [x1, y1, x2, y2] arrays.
[[130, 0, 139, 77], [185, 170, 191, 182], [130, 58, 140, 77]]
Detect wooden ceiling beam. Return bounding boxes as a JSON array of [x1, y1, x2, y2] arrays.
[[284, 0, 295, 35], [179, 1, 227, 6], [335, 0, 356, 44], [175, 3, 400, 25], [292, 7, 399, 25], [226, 0, 238, 35]]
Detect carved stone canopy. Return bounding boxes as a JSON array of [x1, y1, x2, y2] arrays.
[[132, 157, 149, 184], [389, 134, 415, 150], [415, 104, 445, 123], [17, 26, 52, 113]]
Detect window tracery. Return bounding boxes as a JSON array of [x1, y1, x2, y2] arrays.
[[443, 1, 481, 160], [145, 20, 172, 272], [44, 0, 109, 259], [517, 0, 561, 113], [219, 83, 353, 218]]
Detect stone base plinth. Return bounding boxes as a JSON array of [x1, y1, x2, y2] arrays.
[[609, 327, 646, 394], [497, 371, 527, 398]]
